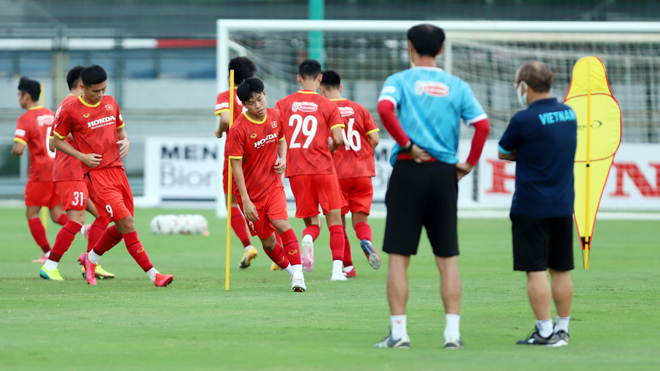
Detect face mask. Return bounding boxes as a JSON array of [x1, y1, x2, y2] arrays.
[[516, 81, 529, 108]]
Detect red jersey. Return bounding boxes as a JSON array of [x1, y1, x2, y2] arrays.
[[53, 95, 125, 172], [52, 95, 84, 181], [330, 99, 380, 179], [275, 91, 344, 178], [216, 88, 245, 160], [14, 106, 56, 182], [215, 88, 244, 121], [227, 108, 284, 202]]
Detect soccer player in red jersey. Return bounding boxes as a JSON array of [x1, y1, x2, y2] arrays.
[[40, 65, 115, 281], [52, 65, 173, 287], [214, 57, 260, 269], [274, 59, 348, 281], [320, 70, 382, 278], [12, 77, 69, 263], [228, 78, 306, 291]]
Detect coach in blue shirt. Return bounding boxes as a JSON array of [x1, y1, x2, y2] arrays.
[[498, 61, 577, 347], [374, 24, 491, 350]]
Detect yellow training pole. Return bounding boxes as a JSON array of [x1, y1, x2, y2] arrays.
[[39, 83, 47, 231], [225, 70, 235, 291], [584, 87, 592, 270]]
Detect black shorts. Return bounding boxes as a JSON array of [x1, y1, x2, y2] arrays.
[[383, 160, 458, 257], [511, 213, 574, 272]]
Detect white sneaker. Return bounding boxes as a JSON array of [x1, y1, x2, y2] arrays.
[[301, 235, 314, 272], [330, 271, 348, 281], [291, 274, 306, 292]]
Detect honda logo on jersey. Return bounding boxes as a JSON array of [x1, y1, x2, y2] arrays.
[[339, 107, 355, 117], [415, 81, 449, 97], [87, 116, 116, 129], [253, 133, 278, 148], [292, 101, 318, 113]]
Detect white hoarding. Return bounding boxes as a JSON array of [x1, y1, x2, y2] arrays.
[[143, 137, 660, 210]]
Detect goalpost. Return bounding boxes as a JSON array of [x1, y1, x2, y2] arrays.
[[215, 19, 660, 217]]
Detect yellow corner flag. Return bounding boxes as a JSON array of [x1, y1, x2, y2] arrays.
[[564, 57, 622, 269], [225, 70, 234, 290]]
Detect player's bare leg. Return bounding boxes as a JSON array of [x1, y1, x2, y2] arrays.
[[353, 212, 380, 270], [377, 253, 411, 347], [436, 256, 463, 348], [549, 269, 572, 343], [26, 205, 51, 262], [40, 209, 85, 281], [48, 204, 68, 226], [301, 215, 322, 272], [84, 215, 172, 287], [325, 208, 347, 281]]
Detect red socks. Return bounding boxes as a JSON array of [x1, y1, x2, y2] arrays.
[[328, 224, 345, 261], [56, 213, 69, 226], [87, 218, 108, 253], [354, 221, 372, 242], [28, 217, 50, 253], [49, 220, 79, 262], [92, 225, 123, 256], [264, 243, 290, 269], [231, 206, 251, 247], [342, 226, 353, 267], [275, 230, 283, 247], [302, 225, 321, 241], [123, 231, 154, 272], [279, 228, 301, 266]]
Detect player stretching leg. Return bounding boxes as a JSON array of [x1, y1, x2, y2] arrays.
[[215, 57, 259, 269], [275, 59, 348, 281], [12, 77, 69, 264], [228, 78, 306, 291], [374, 25, 490, 349], [52, 65, 173, 287], [321, 70, 381, 278], [41, 65, 114, 281]]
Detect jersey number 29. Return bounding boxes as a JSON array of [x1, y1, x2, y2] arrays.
[[288, 114, 317, 149]]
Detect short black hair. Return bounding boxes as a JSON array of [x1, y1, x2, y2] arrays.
[[67, 65, 85, 91], [407, 24, 445, 58], [228, 57, 257, 85], [320, 70, 341, 90], [237, 78, 265, 102], [298, 59, 322, 80], [81, 64, 107, 86], [18, 76, 40, 102], [517, 60, 554, 93]]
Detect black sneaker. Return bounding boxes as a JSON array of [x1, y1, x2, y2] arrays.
[[516, 328, 563, 346], [553, 330, 570, 346], [373, 332, 411, 348]]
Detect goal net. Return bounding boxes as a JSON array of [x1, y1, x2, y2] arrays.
[[215, 20, 660, 216]]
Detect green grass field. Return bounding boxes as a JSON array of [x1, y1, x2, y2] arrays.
[[1, 207, 659, 371]]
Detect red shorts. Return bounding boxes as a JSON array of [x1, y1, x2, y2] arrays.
[[24, 180, 60, 209], [289, 174, 346, 219], [55, 180, 88, 211], [239, 187, 288, 240], [338, 177, 374, 216], [85, 167, 134, 222]]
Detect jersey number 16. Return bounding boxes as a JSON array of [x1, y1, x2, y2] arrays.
[[342, 118, 361, 152]]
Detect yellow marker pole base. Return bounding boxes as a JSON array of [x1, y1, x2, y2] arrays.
[[41, 206, 48, 230], [584, 247, 590, 270]]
